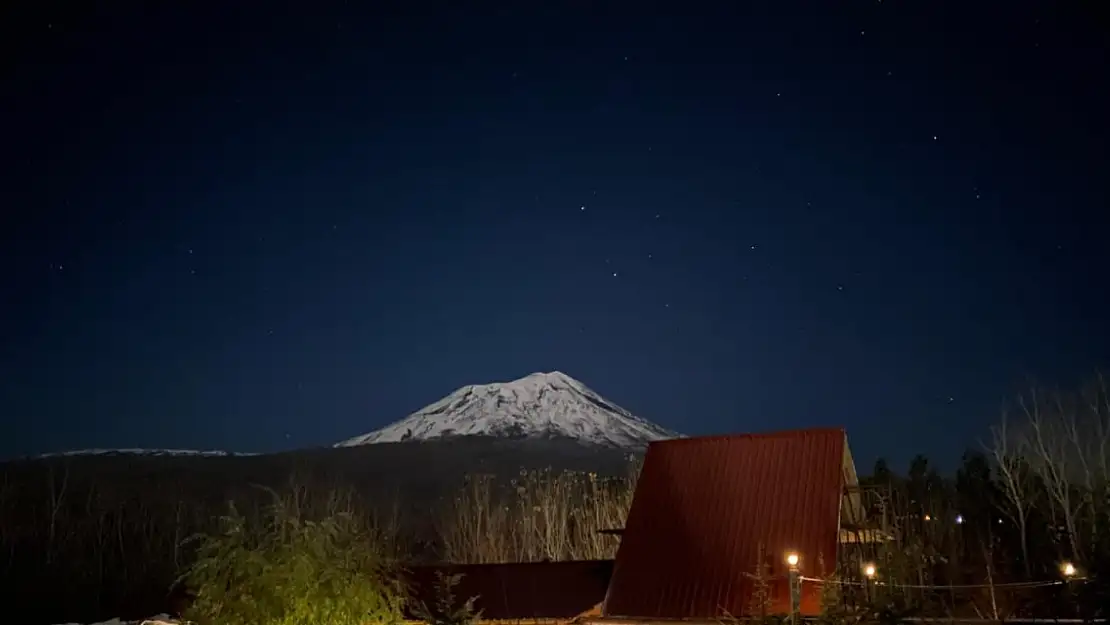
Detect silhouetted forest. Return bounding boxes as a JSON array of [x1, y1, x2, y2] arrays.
[[3, 375, 1109, 624]]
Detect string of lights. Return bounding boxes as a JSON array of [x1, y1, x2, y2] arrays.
[[779, 550, 1083, 592], [798, 576, 1071, 590]]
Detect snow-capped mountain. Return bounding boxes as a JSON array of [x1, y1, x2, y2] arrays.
[[337, 371, 678, 448]]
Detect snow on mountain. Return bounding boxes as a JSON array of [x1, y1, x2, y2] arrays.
[[336, 371, 679, 448]]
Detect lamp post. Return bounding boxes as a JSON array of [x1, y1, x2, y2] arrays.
[[785, 551, 801, 625], [863, 563, 877, 603], [1061, 562, 1078, 619]]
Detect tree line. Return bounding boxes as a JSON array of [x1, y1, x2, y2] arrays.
[[1, 373, 1108, 623]]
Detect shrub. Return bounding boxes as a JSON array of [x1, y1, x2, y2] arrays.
[[178, 487, 405, 625], [410, 571, 481, 625]]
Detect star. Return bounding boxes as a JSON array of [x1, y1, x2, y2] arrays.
[[612, 272, 618, 277], [580, 205, 586, 211], [837, 285, 844, 291]]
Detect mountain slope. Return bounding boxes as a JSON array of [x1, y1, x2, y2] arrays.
[[337, 371, 678, 448]]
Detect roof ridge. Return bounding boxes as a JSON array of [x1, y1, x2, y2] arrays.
[[646, 427, 845, 448]]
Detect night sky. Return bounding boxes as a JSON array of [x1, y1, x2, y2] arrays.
[[3, 2, 1108, 467]]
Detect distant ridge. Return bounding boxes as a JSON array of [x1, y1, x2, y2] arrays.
[[35, 448, 255, 459]]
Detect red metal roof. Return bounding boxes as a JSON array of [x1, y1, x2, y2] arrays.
[[603, 428, 849, 619], [403, 560, 613, 621]]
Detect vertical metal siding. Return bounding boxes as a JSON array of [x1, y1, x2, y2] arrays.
[[603, 429, 847, 619], [404, 560, 613, 621]]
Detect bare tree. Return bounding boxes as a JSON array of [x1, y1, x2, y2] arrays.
[[438, 474, 515, 563], [1072, 374, 1110, 549], [988, 413, 1035, 578], [1005, 375, 1110, 566], [1017, 385, 1086, 561], [517, 468, 574, 560], [438, 466, 636, 564], [45, 460, 70, 564], [972, 542, 1000, 621]]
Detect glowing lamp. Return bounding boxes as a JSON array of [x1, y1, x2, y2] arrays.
[[785, 552, 800, 568], [863, 563, 877, 579], [1062, 562, 1077, 578]]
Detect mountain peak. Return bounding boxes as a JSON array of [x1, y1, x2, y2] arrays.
[[336, 372, 678, 448]]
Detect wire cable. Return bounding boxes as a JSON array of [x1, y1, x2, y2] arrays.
[[798, 576, 1077, 590]]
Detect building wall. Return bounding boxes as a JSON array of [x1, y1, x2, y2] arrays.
[[604, 429, 850, 619]]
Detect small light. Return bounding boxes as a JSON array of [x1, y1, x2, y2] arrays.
[[785, 552, 800, 568], [924, 514, 932, 521], [863, 563, 877, 579], [1062, 562, 1077, 578], [955, 514, 964, 524]]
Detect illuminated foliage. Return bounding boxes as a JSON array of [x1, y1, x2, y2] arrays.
[[178, 488, 405, 625]]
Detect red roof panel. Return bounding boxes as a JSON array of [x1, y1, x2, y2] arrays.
[[603, 428, 848, 619], [403, 560, 613, 621]]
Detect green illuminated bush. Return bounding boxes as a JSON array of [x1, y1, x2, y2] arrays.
[[178, 487, 405, 625]]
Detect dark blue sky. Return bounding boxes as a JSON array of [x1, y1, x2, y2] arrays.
[[3, 2, 1107, 468]]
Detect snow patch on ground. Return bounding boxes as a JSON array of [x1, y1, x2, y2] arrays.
[[36, 448, 254, 459]]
